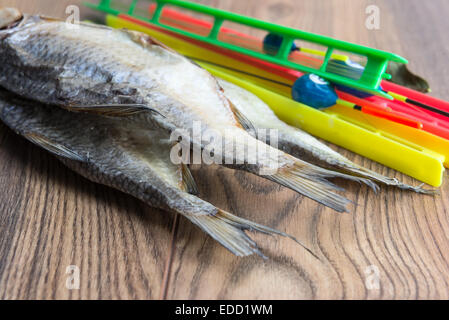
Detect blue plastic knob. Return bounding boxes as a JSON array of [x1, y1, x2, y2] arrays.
[[291, 74, 338, 109]]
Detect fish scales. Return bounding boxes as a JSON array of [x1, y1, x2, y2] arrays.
[[0, 18, 237, 129], [0, 89, 311, 257], [0, 12, 364, 212], [0, 17, 283, 170], [0, 91, 177, 209]]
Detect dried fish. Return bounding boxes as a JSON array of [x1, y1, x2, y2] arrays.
[[0, 10, 379, 212], [218, 79, 434, 194], [0, 89, 314, 257]]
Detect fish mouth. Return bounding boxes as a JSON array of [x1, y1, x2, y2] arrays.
[[0, 8, 23, 30]]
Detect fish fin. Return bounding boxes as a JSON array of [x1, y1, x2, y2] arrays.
[[125, 29, 178, 53], [186, 209, 318, 258], [180, 164, 199, 195], [267, 161, 356, 213], [64, 103, 164, 118], [276, 132, 434, 194], [307, 164, 380, 193], [24, 132, 85, 162], [227, 99, 257, 133]]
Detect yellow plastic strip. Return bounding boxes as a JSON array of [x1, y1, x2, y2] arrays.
[[300, 47, 348, 61], [107, 15, 445, 186], [200, 62, 444, 186], [201, 59, 449, 171]]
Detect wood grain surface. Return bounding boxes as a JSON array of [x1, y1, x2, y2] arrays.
[[0, 0, 448, 300]]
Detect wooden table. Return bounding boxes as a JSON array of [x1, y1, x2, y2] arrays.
[[1, 0, 448, 300]]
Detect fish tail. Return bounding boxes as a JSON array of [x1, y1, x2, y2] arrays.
[[265, 159, 383, 212], [185, 209, 317, 258], [267, 168, 349, 213], [309, 164, 380, 192], [338, 164, 437, 195], [280, 137, 435, 194]]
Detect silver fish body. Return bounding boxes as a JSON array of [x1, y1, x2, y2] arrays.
[[0, 16, 287, 176], [218, 79, 434, 194], [0, 10, 373, 212], [0, 88, 312, 257]]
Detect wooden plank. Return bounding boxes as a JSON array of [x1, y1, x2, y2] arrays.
[[0, 0, 175, 299], [0, 0, 448, 300], [0, 128, 175, 299]]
